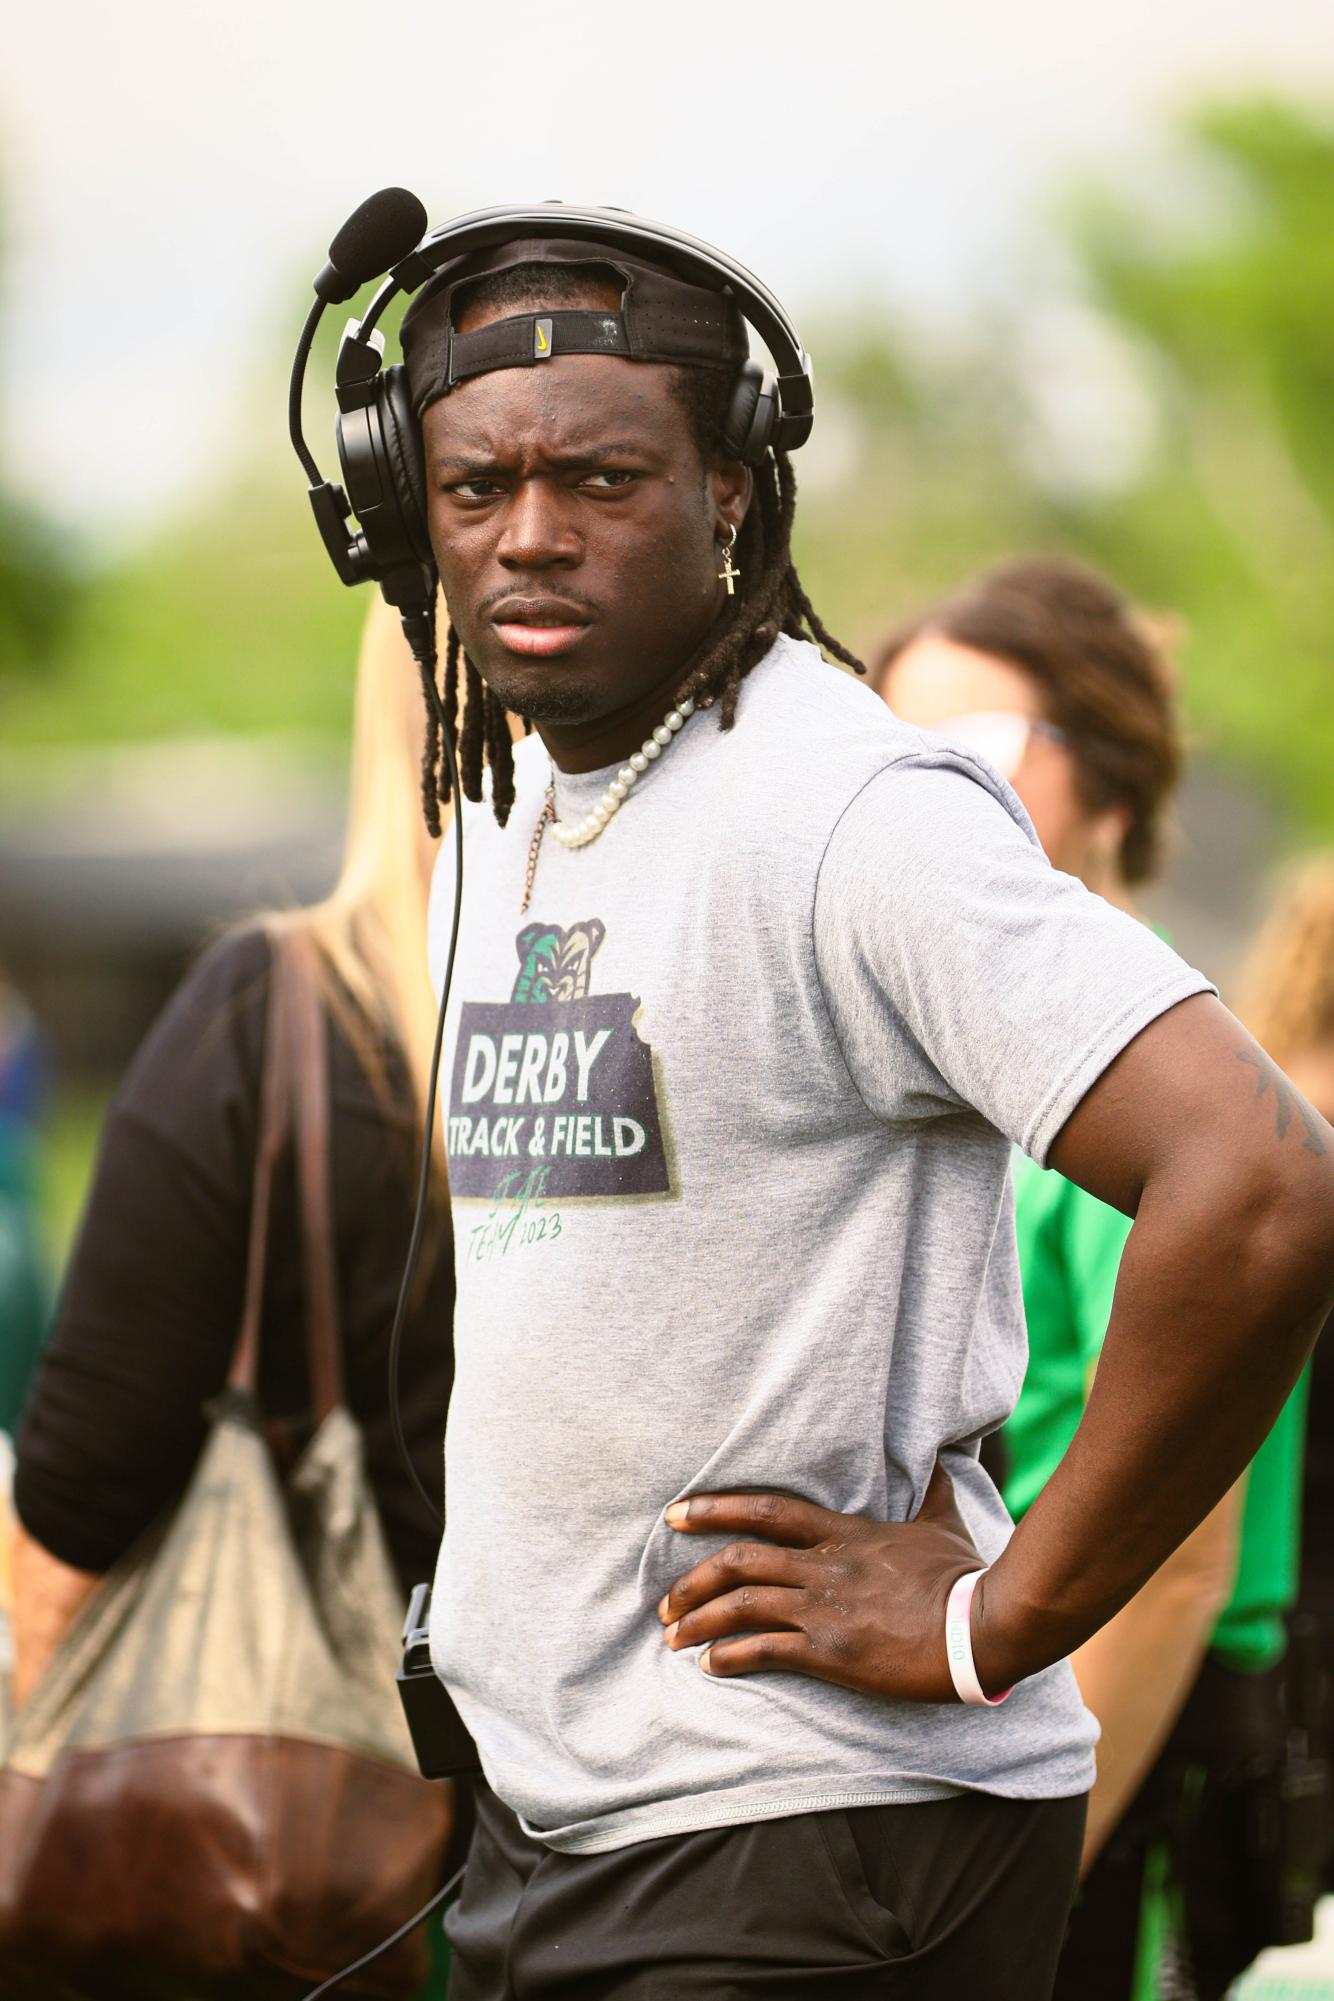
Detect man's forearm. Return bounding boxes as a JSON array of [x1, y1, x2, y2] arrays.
[[661, 1002, 1333, 1712], [976, 1171, 1331, 1693]]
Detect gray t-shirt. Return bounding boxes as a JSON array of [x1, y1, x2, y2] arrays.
[[426, 636, 1212, 1854]]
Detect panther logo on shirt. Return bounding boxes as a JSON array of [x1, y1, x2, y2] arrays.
[[447, 918, 671, 1202], [510, 920, 606, 1004]]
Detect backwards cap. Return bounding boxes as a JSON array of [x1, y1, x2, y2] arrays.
[[400, 236, 749, 420]]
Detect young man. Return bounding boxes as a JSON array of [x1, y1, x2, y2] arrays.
[[395, 228, 1334, 1999]]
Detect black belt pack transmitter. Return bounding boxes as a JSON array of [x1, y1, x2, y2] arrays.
[[398, 1583, 483, 1778]]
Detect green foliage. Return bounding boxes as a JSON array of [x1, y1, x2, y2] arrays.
[[790, 340, 1048, 661], [0, 474, 363, 745], [794, 97, 1334, 837], [0, 157, 84, 679], [0, 498, 83, 677], [0, 287, 402, 749], [1054, 99, 1334, 831]]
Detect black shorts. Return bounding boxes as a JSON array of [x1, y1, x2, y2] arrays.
[[447, 1783, 1087, 1999]]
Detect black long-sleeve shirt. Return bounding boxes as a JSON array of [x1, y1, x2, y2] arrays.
[[16, 927, 453, 1592]]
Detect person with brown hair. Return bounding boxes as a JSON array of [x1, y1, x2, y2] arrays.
[[872, 553, 1183, 897], [877, 554, 1311, 2000]]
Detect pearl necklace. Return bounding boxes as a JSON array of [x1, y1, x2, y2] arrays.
[[552, 696, 696, 848], [519, 695, 696, 911]]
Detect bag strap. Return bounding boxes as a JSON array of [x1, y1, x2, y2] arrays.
[[229, 933, 297, 1401], [284, 927, 345, 1421], [227, 928, 345, 1421]]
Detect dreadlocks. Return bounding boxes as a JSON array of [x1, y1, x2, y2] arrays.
[[411, 288, 862, 833]]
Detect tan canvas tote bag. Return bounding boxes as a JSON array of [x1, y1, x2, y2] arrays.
[[0, 928, 450, 1998]]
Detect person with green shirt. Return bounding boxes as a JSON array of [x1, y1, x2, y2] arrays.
[[877, 555, 1309, 2001]]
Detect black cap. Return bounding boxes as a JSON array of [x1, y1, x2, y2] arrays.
[[400, 236, 748, 417]]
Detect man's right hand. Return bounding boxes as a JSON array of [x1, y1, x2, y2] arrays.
[[657, 1461, 994, 1702]]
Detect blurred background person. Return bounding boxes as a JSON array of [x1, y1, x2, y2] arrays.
[[7, 597, 458, 1996], [876, 555, 1309, 2001], [1239, 854, 1334, 1892]]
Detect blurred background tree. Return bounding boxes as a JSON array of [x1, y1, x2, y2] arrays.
[[0, 175, 82, 682], [1064, 98, 1334, 832], [0, 500, 78, 680], [800, 96, 1334, 838], [0, 300, 365, 747]]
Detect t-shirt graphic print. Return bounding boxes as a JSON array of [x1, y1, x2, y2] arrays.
[[446, 916, 671, 1201]]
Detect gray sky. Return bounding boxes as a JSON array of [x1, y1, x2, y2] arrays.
[[4, 0, 1332, 542]]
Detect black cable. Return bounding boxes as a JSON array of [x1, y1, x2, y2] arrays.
[[289, 295, 327, 486], [386, 659, 464, 1530], [297, 651, 465, 2001], [299, 1860, 466, 1999]]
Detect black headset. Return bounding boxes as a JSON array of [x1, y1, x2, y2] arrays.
[[290, 192, 816, 635]]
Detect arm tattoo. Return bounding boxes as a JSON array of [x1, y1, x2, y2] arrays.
[[1235, 1049, 1328, 1156]]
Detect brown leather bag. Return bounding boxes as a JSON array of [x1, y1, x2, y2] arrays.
[[0, 928, 451, 1998]]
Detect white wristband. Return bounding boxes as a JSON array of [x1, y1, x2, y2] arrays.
[[945, 1568, 1013, 1707]]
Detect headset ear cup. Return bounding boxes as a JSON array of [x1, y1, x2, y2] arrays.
[[378, 366, 431, 563], [721, 359, 777, 465]]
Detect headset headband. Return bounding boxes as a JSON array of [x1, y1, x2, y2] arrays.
[[358, 203, 814, 448], [399, 236, 751, 418]]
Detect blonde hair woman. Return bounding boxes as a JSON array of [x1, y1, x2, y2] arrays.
[[1239, 854, 1334, 1125], [12, 597, 452, 1705]]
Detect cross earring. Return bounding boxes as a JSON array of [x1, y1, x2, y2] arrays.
[[717, 523, 741, 596]]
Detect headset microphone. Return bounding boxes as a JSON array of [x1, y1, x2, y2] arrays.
[[291, 189, 433, 610], [314, 187, 428, 304]]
